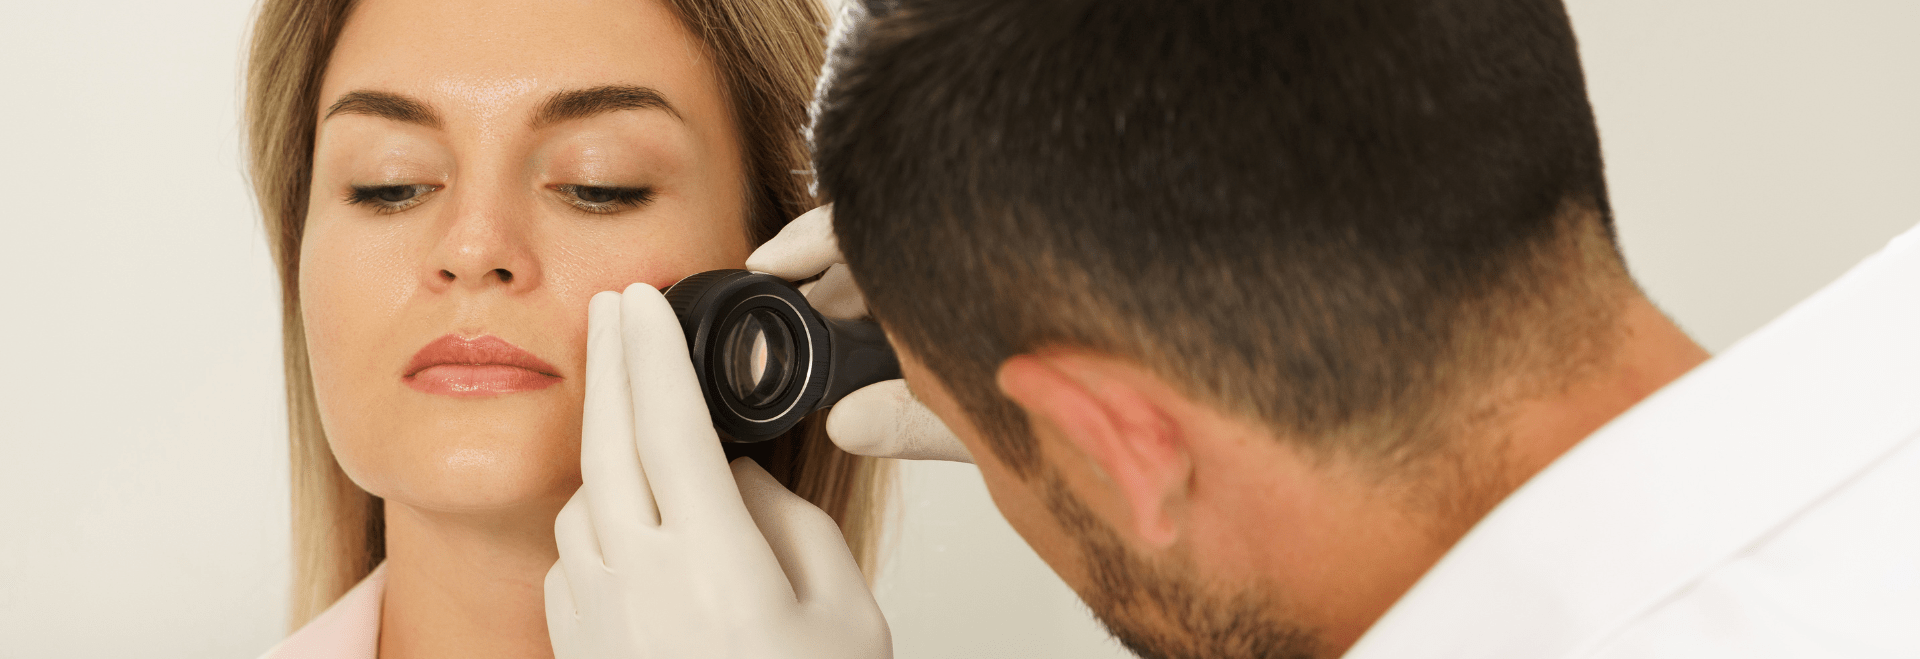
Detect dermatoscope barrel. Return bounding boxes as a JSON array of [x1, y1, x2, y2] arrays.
[[663, 269, 900, 443]]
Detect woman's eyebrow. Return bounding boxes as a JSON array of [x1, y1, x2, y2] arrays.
[[324, 90, 442, 128], [532, 85, 684, 128]]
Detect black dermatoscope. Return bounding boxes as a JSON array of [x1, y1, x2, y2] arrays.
[[664, 269, 901, 443]]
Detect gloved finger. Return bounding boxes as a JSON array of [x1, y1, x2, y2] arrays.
[[580, 291, 660, 561], [553, 492, 604, 584], [745, 204, 840, 280], [827, 380, 974, 463], [800, 263, 868, 319], [543, 560, 579, 658], [621, 285, 797, 602], [730, 457, 866, 606], [617, 283, 762, 533]]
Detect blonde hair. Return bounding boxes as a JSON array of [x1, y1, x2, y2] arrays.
[[244, 0, 887, 629]]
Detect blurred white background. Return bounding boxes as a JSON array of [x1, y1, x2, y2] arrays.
[[0, 1, 1913, 657]]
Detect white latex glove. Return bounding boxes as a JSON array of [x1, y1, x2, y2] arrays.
[[544, 284, 891, 659], [746, 205, 974, 463]]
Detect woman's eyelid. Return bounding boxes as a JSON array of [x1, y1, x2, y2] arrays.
[[332, 145, 449, 187], [347, 172, 443, 189], [546, 175, 644, 189], [351, 178, 429, 186]]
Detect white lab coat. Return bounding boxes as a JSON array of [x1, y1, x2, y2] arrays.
[[1344, 222, 1920, 658]]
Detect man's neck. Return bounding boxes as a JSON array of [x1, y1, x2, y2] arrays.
[[1489, 293, 1710, 503], [379, 499, 562, 659], [1272, 293, 1710, 654]]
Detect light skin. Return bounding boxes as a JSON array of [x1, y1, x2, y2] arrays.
[[894, 292, 1710, 656], [300, 0, 750, 656]]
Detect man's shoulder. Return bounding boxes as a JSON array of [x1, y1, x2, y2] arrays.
[[1344, 221, 1920, 659], [1586, 434, 1920, 658]]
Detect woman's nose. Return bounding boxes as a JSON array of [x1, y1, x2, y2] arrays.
[[425, 188, 541, 293]]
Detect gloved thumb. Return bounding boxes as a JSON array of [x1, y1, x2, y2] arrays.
[[746, 205, 840, 280], [826, 381, 974, 463]]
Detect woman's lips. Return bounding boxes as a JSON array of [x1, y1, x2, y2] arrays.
[[404, 334, 562, 397]]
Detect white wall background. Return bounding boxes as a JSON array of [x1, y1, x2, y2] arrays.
[[0, 1, 1912, 657]]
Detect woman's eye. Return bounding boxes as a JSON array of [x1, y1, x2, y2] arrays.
[[556, 184, 655, 214], [575, 186, 618, 204], [346, 184, 438, 214], [373, 187, 417, 202]]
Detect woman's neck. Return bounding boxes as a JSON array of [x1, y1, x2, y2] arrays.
[[379, 498, 563, 659]]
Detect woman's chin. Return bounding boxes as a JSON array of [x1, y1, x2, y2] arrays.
[[334, 423, 583, 517]]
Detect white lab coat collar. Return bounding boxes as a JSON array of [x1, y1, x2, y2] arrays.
[[1342, 224, 1920, 659]]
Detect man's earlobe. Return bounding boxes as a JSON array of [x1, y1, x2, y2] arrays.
[[996, 352, 1193, 548]]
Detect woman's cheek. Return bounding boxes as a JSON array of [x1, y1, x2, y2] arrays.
[[299, 219, 367, 419], [296, 214, 432, 499], [299, 217, 414, 391]]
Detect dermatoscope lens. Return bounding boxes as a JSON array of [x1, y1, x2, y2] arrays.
[[666, 269, 901, 443], [722, 308, 795, 408]]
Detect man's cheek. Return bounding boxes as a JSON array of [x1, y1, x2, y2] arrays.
[[976, 465, 1095, 593]]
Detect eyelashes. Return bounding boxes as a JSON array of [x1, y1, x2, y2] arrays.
[[346, 184, 438, 214], [342, 183, 657, 216], [552, 184, 656, 214]]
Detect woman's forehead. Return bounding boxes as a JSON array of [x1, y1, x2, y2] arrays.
[[319, 0, 729, 137]]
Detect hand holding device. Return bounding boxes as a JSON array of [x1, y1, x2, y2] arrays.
[[745, 205, 974, 463], [544, 285, 891, 659]]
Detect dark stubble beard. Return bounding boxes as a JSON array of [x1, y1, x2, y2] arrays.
[[1038, 468, 1325, 659]]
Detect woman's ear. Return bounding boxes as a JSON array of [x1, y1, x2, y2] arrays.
[[996, 350, 1195, 548]]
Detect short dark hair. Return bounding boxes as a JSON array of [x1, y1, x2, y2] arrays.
[[817, 0, 1628, 476]]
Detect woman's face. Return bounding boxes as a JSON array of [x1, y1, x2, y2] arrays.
[[302, 0, 749, 514]]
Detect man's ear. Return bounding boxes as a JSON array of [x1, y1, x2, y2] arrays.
[[996, 351, 1193, 547]]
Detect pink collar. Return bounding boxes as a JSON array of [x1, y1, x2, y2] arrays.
[[259, 563, 386, 659]]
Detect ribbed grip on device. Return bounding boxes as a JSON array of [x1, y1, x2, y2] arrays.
[[663, 269, 746, 320]]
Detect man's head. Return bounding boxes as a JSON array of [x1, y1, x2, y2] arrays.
[[816, 0, 1640, 656]]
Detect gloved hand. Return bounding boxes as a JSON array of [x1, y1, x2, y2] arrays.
[[544, 284, 892, 659], [747, 205, 974, 463]]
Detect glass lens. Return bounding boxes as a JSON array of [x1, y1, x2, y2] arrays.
[[723, 308, 794, 408]]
